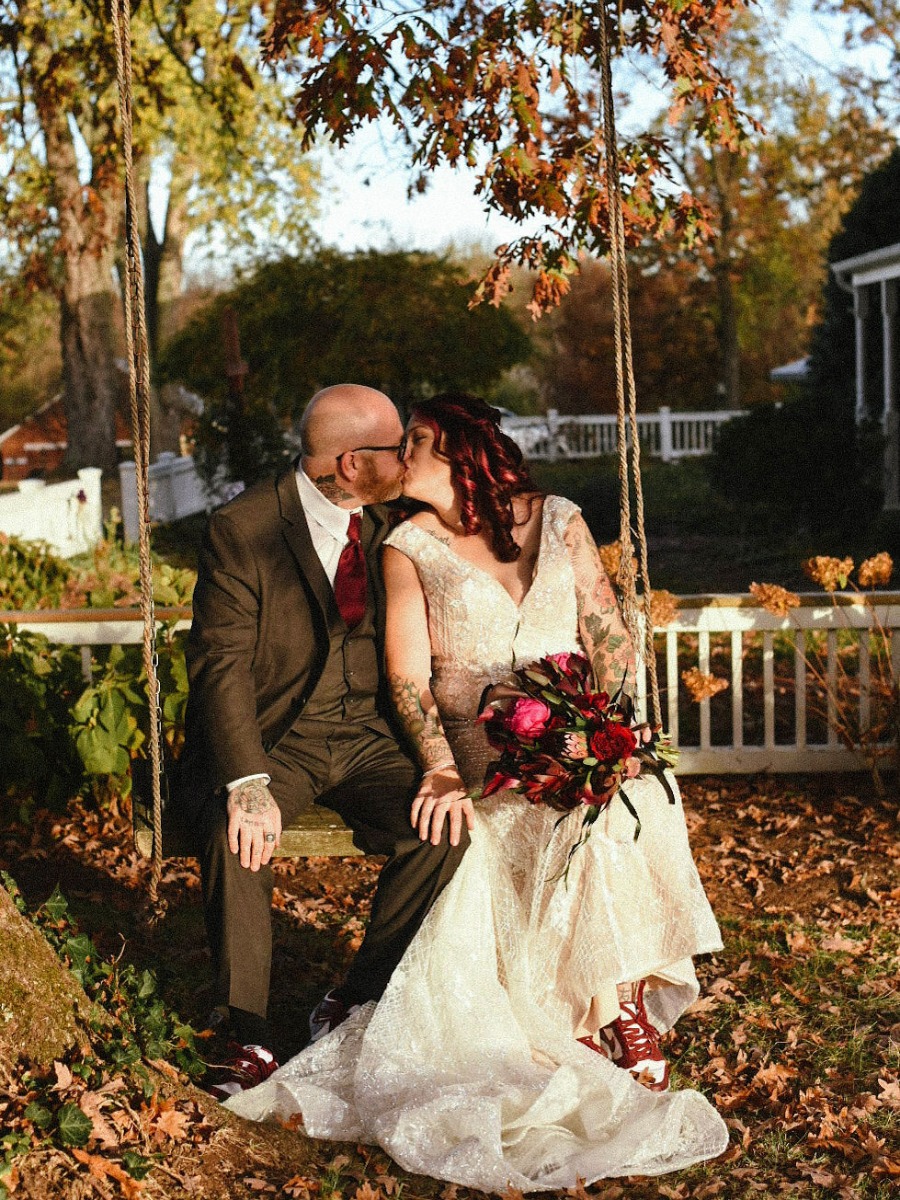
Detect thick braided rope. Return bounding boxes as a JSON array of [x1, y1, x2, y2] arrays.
[[598, 10, 662, 726], [111, 0, 167, 913]]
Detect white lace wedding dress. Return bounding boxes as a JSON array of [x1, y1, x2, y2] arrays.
[[226, 496, 728, 1188]]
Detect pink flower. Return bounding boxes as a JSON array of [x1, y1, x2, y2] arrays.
[[505, 697, 552, 739], [623, 756, 641, 778]]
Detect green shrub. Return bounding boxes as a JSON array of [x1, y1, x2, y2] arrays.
[[0, 535, 72, 610]]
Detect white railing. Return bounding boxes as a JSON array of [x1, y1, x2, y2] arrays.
[[118, 455, 244, 542], [636, 593, 900, 773], [503, 406, 739, 462], [0, 468, 103, 557], [3, 594, 897, 774]]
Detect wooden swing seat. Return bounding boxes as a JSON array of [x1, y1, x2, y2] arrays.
[[131, 769, 362, 860]]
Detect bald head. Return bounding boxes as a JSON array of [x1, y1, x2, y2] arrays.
[[300, 384, 400, 458], [300, 383, 405, 506]]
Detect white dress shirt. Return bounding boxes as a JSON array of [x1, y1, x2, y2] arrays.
[[227, 467, 363, 792]]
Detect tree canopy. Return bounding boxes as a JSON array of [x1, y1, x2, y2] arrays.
[[0, 1, 317, 469], [266, 0, 753, 314], [160, 248, 532, 483]]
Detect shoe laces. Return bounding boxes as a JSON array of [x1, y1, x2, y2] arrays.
[[615, 1001, 662, 1061]]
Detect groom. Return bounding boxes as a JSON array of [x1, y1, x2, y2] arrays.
[[178, 384, 470, 1100]]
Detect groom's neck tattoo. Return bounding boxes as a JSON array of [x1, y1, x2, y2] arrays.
[[313, 472, 355, 503], [389, 673, 454, 771]]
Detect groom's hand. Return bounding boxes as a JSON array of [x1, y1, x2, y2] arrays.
[[411, 767, 475, 847], [227, 779, 282, 870]]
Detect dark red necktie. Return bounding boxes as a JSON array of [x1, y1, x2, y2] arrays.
[[333, 512, 367, 629]]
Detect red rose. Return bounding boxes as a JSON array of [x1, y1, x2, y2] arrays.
[[589, 722, 637, 764]]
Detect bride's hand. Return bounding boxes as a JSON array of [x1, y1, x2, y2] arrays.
[[411, 766, 475, 847]]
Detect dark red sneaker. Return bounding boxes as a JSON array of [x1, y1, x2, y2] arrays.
[[308, 989, 361, 1043], [206, 1040, 278, 1102], [577, 1033, 612, 1059], [597, 981, 670, 1092]]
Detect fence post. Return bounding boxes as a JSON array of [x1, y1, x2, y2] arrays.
[[75, 467, 103, 550], [659, 406, 673, 463], [118, 460, 139, 544], [547, 408, 559, 462], [152, 452, 178, 523]]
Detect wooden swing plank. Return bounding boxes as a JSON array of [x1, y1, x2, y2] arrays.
[[132, 798, 362, 860]]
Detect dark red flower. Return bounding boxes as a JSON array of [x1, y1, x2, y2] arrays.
[[589, 722, 637, 764]]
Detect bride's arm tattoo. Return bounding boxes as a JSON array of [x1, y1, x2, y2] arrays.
[[389, 673, 456, 772], [565, 514, 635, 693]]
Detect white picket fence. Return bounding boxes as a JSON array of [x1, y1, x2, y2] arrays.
[[502, 406, 738, 462], [636, 593, 900, 773], [118, 455, 243, 542], [0, 468, 103, 557], [3, 593, 897, 774]]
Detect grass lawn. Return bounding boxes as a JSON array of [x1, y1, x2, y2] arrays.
[[1, 774, 897, 1198]]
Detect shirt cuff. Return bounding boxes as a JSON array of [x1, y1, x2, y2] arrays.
[[226, 773, 271, 792]]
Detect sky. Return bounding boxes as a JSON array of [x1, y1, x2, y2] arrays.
[[305, 0, 882, 258]]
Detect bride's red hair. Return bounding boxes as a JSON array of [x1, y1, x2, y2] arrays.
[[409, 393, 540, 563]]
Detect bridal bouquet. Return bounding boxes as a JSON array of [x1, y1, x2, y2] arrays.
[[478, 651, 677, 856]]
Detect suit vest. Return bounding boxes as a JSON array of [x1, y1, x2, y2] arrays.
[[298, 588, 381, 725]]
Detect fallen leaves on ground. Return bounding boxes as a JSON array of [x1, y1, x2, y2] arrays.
[[1, 774, 897, 1199]]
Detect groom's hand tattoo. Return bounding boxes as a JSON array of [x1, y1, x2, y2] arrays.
[[389, 673, 455, 772], [230, 778, 277, 816]]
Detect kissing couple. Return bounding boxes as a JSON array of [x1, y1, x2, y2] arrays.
[[176, 384, 728, 1189]]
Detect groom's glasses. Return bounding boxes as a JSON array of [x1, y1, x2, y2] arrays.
[[340, 437, 407, 462]]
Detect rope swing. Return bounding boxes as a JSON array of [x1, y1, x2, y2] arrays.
[[110, 2, 661, 880], [598, 9, 662, 729], [111, 0, 167, 907]]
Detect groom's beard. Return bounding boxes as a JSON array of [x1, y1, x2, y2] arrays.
[[356, 458, 404, 505]]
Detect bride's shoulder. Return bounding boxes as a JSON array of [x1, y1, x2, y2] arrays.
[[384, 511, 438, 551], [525, 493, 581, 521]]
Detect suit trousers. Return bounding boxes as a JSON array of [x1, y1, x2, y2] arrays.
[[199, 719, 470, 1019]]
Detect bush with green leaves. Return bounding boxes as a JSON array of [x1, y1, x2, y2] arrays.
[[2, 624, 189, 812], [0, 627, 84, 813], [0, 533, 72, 610]]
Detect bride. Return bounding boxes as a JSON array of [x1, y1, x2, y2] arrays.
[[226, 394, 728, 1188]]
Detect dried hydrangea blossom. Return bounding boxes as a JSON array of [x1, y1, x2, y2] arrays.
[[682, 667, 729, 703], [650, 589, 679, 628], [802, 556, 854, 592], [749, 582, 801, 617], [857, 552, 893, 589], [597, 539, 637, 585]]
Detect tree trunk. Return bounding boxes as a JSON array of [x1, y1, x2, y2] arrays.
[[714, 256, 741, 410], [709, 149, 742, 410], [143, 177, 190, 459], [41, 108, 123, 474], [0, 883, 92, 1067]]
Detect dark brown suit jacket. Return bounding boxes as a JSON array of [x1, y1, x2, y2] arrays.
[[179, 465, 395, 802]]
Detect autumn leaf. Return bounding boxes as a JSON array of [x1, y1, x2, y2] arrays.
[[72, 1148, 143, 1198], [52, 1061, 74, 1091], [150, 1103, 191, 1143], [79, 1090, 119, 1150]]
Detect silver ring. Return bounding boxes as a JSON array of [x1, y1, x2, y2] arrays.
[[264, 833, 276, 843]]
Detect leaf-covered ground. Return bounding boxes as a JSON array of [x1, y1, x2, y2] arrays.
[[1, 774, 898, 1199]]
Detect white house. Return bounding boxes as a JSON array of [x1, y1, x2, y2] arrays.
[[832, 242, 900, 511]]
